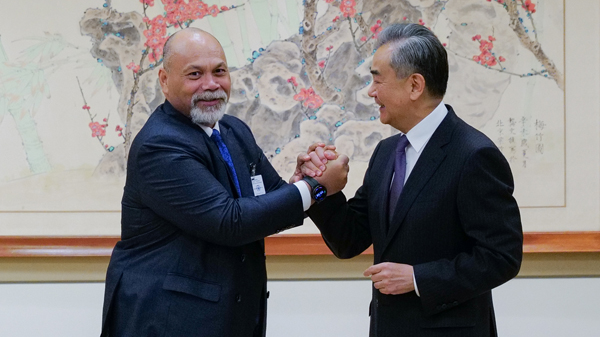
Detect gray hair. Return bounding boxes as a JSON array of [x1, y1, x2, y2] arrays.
[[375, 23, 448, 97]]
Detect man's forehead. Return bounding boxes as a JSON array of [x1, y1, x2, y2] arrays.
[[370, 53, 387, 74], [170, 41, 227, 69]]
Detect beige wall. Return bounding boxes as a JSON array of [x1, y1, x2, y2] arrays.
[[0, 252, 599, 282], [1, 277, 599, 337]]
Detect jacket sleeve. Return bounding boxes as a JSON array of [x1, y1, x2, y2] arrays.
[[306, 143, 382, 259], [133, 137, 305, 247], [414, 146, 523, 316]]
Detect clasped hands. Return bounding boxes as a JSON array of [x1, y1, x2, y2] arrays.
[[289, 142, 349, 198]]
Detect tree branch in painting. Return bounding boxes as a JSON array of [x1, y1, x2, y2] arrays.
[[503, 0, 564, 90], [446, 0, 563, 90], [301, 0, 343, 104], [80, 0, 240, 174]]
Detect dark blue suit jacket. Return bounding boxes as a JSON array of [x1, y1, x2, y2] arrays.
[[308, 106, 523, 337], [101, 101, 304, 337]]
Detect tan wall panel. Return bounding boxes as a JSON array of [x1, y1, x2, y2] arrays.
[[1, 253, 599, 283]]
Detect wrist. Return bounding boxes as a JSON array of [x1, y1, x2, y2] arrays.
[[302, 176, 327, 203], [302, 180, 316, 205]]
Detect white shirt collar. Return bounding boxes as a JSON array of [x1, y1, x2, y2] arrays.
[[404, 101, 448, 153], [199, 122, 220, 137]]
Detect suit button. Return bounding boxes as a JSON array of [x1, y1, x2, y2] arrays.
[[453, 301, 458, 306], [241, 254, 246, 262], [236, 294, 242, 303], [441, 304, 447, 309]]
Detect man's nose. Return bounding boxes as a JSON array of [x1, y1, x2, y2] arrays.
[[202, 74, 220, 91], [367, 84, 376, 97]]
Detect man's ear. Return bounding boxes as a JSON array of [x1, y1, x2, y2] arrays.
[[408, 73, 426, 101], [158, 68, 168, 96]]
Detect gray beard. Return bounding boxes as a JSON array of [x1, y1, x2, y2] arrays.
[[190, 91, 228, 126]]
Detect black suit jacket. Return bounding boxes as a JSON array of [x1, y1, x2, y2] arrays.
[[308, 106, 523, 337], [101, 101, 305, 337]]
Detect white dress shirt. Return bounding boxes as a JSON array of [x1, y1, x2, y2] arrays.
[[401, 101, 448, 183]]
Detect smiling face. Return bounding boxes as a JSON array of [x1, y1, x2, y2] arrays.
[[159, 29, 231, 127], [368, 44, 413, 132]]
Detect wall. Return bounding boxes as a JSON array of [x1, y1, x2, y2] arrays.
[[0, 1, 599, 336], [0, 278, 599, 337]]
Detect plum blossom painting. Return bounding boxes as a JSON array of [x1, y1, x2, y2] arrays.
[[0, 0, 564, 234]]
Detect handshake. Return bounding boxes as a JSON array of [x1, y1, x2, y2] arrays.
[[289, 142, 350, 202]]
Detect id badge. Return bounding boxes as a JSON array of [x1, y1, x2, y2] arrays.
[[251, 175, 266, 196]]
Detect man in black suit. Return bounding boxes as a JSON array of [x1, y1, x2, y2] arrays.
[[101, 28, 347, 337], [306, 23, 523, 336]]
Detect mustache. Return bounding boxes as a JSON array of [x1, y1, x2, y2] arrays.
[[191, 90, 228, 105]]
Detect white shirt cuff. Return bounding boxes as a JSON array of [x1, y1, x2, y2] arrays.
[[413, 272, 420, 297], [293, 181, 312, 211]]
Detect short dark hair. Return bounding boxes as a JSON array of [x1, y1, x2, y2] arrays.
[[375, 23, 448, 97]]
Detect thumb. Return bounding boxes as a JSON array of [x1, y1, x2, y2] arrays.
[[363, 264, 380, 277]]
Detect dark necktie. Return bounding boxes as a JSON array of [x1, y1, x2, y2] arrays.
[[211, 129, 242, 197], [388, 135, 409, 222]]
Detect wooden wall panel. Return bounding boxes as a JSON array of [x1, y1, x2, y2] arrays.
[[1, 232, 599, 257]]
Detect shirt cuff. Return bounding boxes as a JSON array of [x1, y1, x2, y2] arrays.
[[293, 181, 312, 211], [413, 272, 420, 297]]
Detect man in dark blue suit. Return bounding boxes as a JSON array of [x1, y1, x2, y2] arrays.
[[306, 23, 523, 336], [101, 28, 347, 337]]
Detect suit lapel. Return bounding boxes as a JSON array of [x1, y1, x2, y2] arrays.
[[381, 108, 458, 253], [163, 101, 243, 197]]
